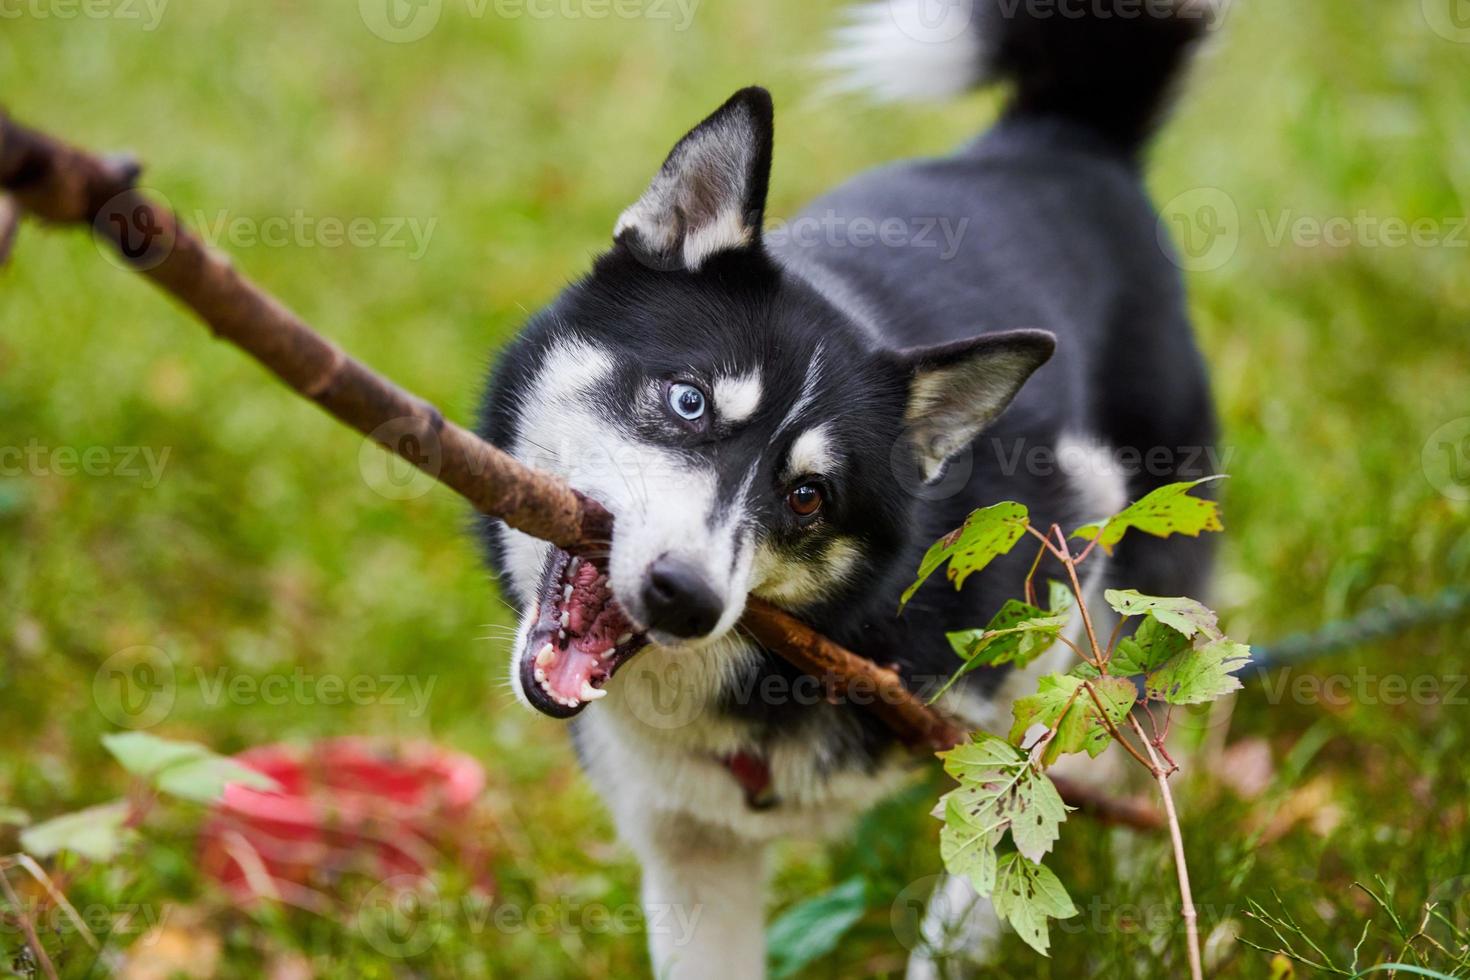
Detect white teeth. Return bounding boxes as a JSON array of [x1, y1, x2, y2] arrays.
[[616, 632, 633, 646], [562, 584, 574, 602], [535, 644, 554, 668], [558, 629, 567, 642], [533, 667, 547, 685], [559, 611, 570, 629], [580, 680, 606, 701], [569, 557, 581, 574]]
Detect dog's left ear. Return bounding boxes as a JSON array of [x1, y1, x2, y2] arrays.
[[892, 329, 1056, 483], [614, 87, 774, 272]]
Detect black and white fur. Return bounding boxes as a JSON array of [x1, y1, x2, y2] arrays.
[[478, 0, 1220, 974]]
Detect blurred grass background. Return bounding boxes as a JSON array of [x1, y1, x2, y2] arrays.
[[2, 0, 1469, 976]]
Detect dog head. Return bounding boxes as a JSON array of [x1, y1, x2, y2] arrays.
[[480, 88, 1053, 717]]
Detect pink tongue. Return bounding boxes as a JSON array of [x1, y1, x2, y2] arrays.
[[539, 560, 634, 704]]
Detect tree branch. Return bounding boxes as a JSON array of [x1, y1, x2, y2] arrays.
[[0, 110, 1162, 830]]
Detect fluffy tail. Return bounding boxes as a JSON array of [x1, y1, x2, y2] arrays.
[[823, 0, 1219, 151]]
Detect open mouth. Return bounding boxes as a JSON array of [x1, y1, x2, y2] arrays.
[[518, 548, 647, 718]]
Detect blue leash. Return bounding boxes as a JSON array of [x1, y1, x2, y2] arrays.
[[1249, 585, 1470, 673]]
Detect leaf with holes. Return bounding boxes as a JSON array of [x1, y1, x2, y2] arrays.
[[103, 732, 280, 804], [936, 736, 1070, 880], [1104, 590, 1221, 641], [939, 798, 1003, 895], [1008, 674, 1137, 764], [20, 800, 133, 862], [1071, 476, 1225, 555], [992, 853, 1078, 956], [1111, 613, 1191, 675], [901, 501, 1030, 610], [939, 738, 1062, 854], [1146, 639, 1253, 705]]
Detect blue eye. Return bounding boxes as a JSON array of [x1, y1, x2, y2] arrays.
[[668, 383, 707, 422]]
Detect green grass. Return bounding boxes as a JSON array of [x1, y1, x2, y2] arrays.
[[2, 0, 1469, 976]]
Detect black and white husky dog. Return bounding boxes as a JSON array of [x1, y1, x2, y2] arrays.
[[478, 0, 1220, 974]]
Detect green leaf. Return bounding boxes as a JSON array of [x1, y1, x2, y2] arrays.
[[938, 585, 1078, 697], [102, 732, 280, 804], [1009, 674, 1137, 764], [767, 876, 870, 979], [936, 736, 1071, 882], [901, 501, 1029, 610], [939, 739, 1064, 852], [20, 800, 132, 862], [1006, 774, 1069, 864], [1046, 580, 1075, 619], [1112, 614, 1191, 675], [1103, 590, 1221, 641], [1146, 639, 1253, 705], [992, 853, 1077, 956], [932, 594, 1072, 703], [940, 801, 1001, 895], [939, 733, 1031, 781], [1071, 477, 1225, 555]]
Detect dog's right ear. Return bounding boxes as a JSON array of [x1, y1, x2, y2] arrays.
[[890, 329, 1056, 484], [613, 87, 774, 272]]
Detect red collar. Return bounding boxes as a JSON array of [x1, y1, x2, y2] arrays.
[[721, 751, 778, 810]]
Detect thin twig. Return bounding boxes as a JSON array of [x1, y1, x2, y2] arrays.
[[1022, 537, 1048, 607], [0, 863, 61, 980], [1131, 714, 1203, 980], [1052, 526, 1107, 664]]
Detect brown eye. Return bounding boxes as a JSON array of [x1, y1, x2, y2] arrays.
[[787, 483, 824, 518]]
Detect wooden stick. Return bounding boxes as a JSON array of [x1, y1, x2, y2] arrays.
[[0, 110, 1160, 829]]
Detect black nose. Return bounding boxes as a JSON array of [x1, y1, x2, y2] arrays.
[[642, 556, 724, 639]]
